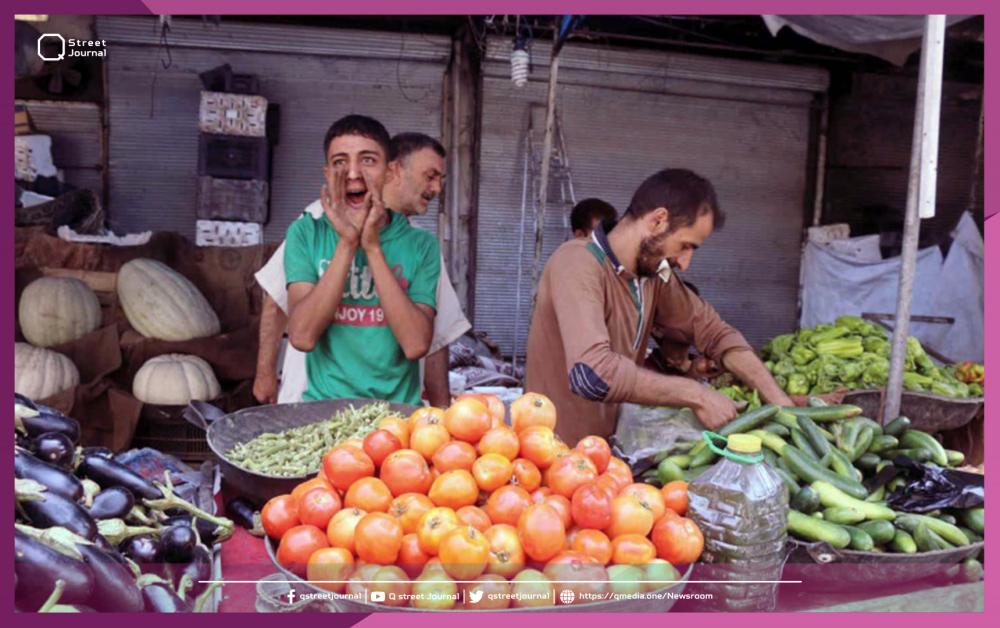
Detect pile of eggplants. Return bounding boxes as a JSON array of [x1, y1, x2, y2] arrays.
[[14, 395, 234, 613]]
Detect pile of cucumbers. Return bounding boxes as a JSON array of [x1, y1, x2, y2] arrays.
[[648, 402, 984, 561]]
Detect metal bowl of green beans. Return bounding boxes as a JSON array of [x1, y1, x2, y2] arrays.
[[204, 398, 419, 503]]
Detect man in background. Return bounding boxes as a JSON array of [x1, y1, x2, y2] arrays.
[[571, 197, 617, 239]]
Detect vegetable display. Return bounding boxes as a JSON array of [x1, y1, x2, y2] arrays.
[[226, 402, 398, 477], [116, 258, 221, 342], [761, 317, 982, 398], [263, 394, 700, 609], [132, 354, 221, 406], [14, 396, 233, 613], [18, 276, 102, 348], [14, 342, 80, 401]]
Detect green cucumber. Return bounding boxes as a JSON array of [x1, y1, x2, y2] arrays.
[[781, 446, 868, 499], [957, 526, 983, 544], [746, 429, 787, 455], [665, 454, 692, 469], [827, 447, 862, 482], [937, 514, 957, 526], [894, 514, 970, 546], [762, 448, 778, 468], [812, 511, 824, 519], [790, 428, 819, 459], [883, 416, 911, 437], [914, 522, 953, 552], [773, 467, 800, 496], [811, 481, 895, 521], [890, 529, 917, 554], [818, 426, 835, 442], [798, 416, 832, 458], [787, 510, 851, 549], [688, 444, 717, 468], [858, 520, 896, 545], [839, 420, 862, 453], [865, 484, 886, 502], [960, 558, 984, 583], [855, 453, 881, 473], [656, 459, 685, 484], [959, 507, 984, 535], [719, 404, 779, 436], [823, 507, 866, 525], [887, 477, 905, 492], [899, 430, 948, 466], [945, 449, 966, 466], [683, 465, 712, 482], [762, 423, 791, 437], [867, 435, 899, 454], [842, 525, 876, 551], [790, 486, 821, 513], [849, 427, 875, 462], [773, 411, 800, 431], [884, 448, 933, 462], [807, 397, 829, 407], [781, 404, 864, 421], [853, 417, 883, 435]]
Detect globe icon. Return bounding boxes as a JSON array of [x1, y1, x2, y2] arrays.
[[559, 589, 576, 605]]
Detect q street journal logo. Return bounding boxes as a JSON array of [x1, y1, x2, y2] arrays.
[[37, 33, 107, 61]]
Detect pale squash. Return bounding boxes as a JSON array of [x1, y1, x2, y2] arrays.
[[117, 259, 220, 341], [132, 354, 221, 405], [14, 342, 80, 401], [18, 277, 101, 347]]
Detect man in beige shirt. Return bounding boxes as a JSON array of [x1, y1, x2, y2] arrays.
[[526, 168, 792, 445]]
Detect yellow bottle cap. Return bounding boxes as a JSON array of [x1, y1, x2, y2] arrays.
[[727, 434, 762, 454]]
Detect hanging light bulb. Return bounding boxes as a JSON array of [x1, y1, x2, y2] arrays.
[[511, 38, 529, 87]]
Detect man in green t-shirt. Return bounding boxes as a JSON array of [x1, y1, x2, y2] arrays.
[[284, 115, 440, 404]]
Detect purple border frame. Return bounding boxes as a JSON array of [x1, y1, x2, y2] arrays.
[[4, 1, 993, 627]]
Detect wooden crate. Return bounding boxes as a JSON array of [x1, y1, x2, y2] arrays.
[[198, 134, 270, 180], [195, 219, 263, 247], [196, 177, 269, 223]]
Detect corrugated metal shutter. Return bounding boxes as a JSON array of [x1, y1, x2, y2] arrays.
[[16, 100, 103, 196], [98, 16, 450, 240], [477, 38, 828, 354]]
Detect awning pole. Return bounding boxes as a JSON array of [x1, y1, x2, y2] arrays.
[[531, 40, 561, 302], [883, 15, 946, 422]]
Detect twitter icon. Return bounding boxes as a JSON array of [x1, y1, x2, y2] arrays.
[[469, 589, 484, 604]]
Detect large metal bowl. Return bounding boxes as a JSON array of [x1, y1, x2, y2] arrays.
[[263, 536, 692, 613], [841, 389, 983, 432], [201, 398, 418, 504]]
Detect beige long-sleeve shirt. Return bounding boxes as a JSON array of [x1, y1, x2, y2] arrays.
[[525, 228, 752, 446]]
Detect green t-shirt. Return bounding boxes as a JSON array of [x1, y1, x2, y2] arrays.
[[284, 210, 440, 404]]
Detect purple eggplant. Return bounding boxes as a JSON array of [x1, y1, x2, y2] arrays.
[[15, 392, 37, 409], [16, 430, 34, 451], [77, 454, 162, 500], [120, 534, 162, 567], [14, 530, 95, 611], [76, 542, 144, 612], [88, 487, 135, 520], [20, 405, 81, 444], [142, 583, 192, 612], [225, 498, 259, 531], [163, 515, 222, 546], [15, 448, 83, 501], [170, 544, 212, 598], [20, 490, 98, 540], [33, 431, 76, 469], [160, 525, 198, 563], [81, 446, 115, 459]]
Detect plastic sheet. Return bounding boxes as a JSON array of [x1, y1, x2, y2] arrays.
[[882, 457, 984, 512], [611, 404, 704, 473]]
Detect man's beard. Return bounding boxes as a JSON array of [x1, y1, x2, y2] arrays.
[[636, 232, 670, 277]]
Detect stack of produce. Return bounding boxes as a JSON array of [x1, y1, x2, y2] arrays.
[[14, 395, 235, 613], [650, 402, 983, 578], [761, 316, 981, 398], [262, 393, 703, 609]]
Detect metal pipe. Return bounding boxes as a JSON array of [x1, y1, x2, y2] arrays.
[[811, 94, 829, 227], [917, 17, 946, 219], [530, 42, 561, 301], [883, 15, 947, 422]]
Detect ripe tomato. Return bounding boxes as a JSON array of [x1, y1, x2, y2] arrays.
[[575, 435, 611, 473], [472, 453, 514, 492], [542, 494, 573, 529], [276, 525, 329, 577], [485, 485, 532, 526], [484, 523, 525, 578], [428, 469, 479, 510], [409, 406, 446, 430], [510, 458, 542, 492], [611, 533, 657, 565], [410, 424, 451, 462], [347, 563, 381, 598], [412, 568, 459, 610], [261, 494, 299, 540], [571, 482, 613, 530], [438, 525, 490, 580], [322, 446, 375, 492], [660, 480, 689, 516], [344, 477, 393, 513], [291, 477, 331, 506], [443, 398, 492, 443], [326, 507, 366, 553], [298, 487, 342, 529], [363, 429, 402, 467], [377, 415, 410, 448], [604, 457, 634, 490], [531, 487, 553, 503], [306, 547, 354, 593], [338, 438, 366, 453], [398, 533, 431, 578], [457, 393, 507, 428], [456, 505, 492, 532], [543, 551, 608, 604], [354, 512, 403, 565], [417, 507, 460, 555], [431, 440, 477, 473], [511, 569, 555, 608], [607, 494, 655, 539], [510, 392, 557, 433], [379, 449, 432, 496], [546, 452, 598, 498], [368, 565, 411, 607], [462, 574, 511, 609], [620, 483, 668, 522], [651, 513, 704, 565], [389, 492, 435, 534], [594, 473, 623, 499], [518, 426, 560, 470], [517, 503, 566, 562], [571, 528, 613, 565], [477, 426, 520, 460]]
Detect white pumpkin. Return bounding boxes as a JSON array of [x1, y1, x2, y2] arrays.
[[132, 354, 221, 405], [117, 259, 220, 341], [18, 276, 102, 347], [14, 342, 81, 401]]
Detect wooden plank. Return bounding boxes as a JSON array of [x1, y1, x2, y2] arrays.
[[41, 267, 117, 293], [806, 582, 983, 613]]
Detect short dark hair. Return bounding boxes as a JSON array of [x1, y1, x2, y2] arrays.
[[390, 133, 446, 162], [625, 169, 725, 231], [323, 115, 391, 159], [570, 198, 617, 233]]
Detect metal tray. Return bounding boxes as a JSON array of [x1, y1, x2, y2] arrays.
[[842, 389, 983, 432]]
